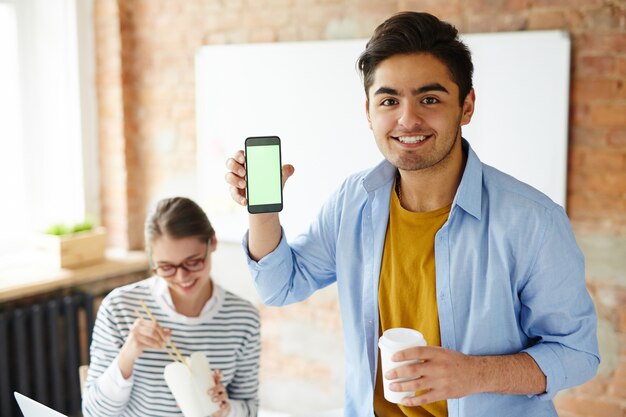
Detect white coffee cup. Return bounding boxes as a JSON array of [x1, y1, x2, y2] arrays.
[[378, 328, 427, 404]]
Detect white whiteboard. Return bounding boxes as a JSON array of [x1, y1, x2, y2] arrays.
[[195, 31, 570, 242]]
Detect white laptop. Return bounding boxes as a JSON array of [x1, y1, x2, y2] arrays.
[[14, 392, 68, 417]]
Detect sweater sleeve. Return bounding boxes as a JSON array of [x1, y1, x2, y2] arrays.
[[81, 297, 134, 416]]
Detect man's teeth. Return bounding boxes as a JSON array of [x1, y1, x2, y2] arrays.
[[180, 280, 195, 288], [398, 135, 427, 143]]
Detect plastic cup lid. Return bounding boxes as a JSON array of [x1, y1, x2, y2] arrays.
[[378, 328, 426, 350]]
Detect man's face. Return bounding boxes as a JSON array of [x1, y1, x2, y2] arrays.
[[366, 53, 474, 172]]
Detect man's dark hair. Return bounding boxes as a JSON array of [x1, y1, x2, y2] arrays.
[[357, 11, 473, 105]]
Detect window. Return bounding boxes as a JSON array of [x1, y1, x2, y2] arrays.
[[0, 0, 98, 257], [0, 1, 27, 253]]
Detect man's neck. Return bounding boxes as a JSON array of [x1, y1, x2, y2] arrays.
[[397, 140, 467, 213]]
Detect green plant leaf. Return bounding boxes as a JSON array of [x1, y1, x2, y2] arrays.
[[45, 220, 95, 235]]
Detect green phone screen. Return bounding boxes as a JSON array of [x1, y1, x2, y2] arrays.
[[246, 144, 281, 205]]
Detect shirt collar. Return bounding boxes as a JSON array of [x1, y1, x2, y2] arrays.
[[362, 138, 483, 220], [454, 138, 483, 220], [362, 159, 396, 192]]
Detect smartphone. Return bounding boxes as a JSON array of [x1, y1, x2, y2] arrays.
[[244, 136, 283, 213]]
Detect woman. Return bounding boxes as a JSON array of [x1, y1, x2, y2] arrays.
[[82, 197, 260, 416]]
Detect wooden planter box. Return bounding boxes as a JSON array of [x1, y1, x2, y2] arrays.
[[40, 227, 107, 269]]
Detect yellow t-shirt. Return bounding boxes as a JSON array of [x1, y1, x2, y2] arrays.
[[374, 183, 450, 417]]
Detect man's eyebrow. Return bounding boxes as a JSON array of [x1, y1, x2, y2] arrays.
[[413, 83, 449, 95], [372, 83, 450, 96], [373, 86, 399, 96]]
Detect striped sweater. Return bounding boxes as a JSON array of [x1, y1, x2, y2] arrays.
[[82, 277, 260, 417]]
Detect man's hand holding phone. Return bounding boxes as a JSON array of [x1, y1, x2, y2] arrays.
[[225, 136, 295, 260], [225, 149, 251, 207], [225, 137, 294, 211]]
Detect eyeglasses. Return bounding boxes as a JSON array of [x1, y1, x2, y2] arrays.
[[151, 246, 209, 278]]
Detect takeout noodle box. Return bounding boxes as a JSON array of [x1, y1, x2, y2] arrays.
[[164, 351, 220, 417]]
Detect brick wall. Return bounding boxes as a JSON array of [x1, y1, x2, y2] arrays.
[[94, 0, 625, 414]]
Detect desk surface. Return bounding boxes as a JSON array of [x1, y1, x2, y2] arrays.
[[0, 249, 149, 303]]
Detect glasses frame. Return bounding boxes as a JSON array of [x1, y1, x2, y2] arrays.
[[150, 242, 210, 278]]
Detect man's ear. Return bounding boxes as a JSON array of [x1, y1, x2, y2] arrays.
[[210, 236, 218, 252], [365, 99, 372, 129], [460, 89, 475, 126]]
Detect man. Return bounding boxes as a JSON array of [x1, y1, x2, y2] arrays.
[[225, 11, 599, 417]]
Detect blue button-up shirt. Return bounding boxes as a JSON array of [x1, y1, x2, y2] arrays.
[[244, 140, 599, 417]]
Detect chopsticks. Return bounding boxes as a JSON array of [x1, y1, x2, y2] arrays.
[[134, 300, 189, 368]]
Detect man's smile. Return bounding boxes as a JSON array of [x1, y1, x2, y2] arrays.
[[392, 134, 433, 144]]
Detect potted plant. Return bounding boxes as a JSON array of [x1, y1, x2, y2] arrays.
[[40, 220, 107, 268]]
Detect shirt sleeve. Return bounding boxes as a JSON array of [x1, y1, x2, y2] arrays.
[[81, 298, 134, 416], [520, 206, 600, 400], [223, 308, 261, 417], [243, 186, 342, 307]]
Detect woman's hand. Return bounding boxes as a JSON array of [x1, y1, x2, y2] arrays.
[[118, 317, 172, 379], [209, 369, 231, 417]]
